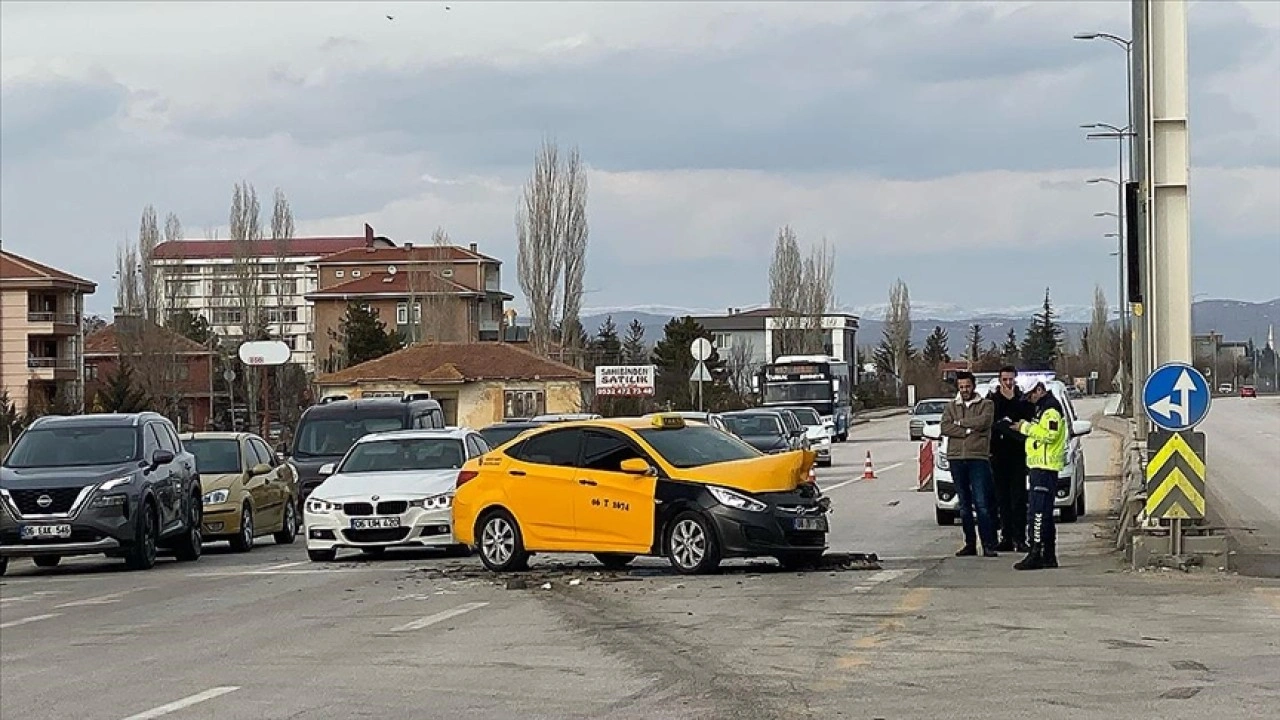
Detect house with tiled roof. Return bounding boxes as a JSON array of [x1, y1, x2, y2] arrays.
[[1, 249, 97, 414], [149, 224, 396, 368], [83, 311, 217, 430], [314, 342, 592, 426], [307, 240, 513, 373]]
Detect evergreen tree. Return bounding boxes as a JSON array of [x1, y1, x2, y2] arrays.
[[651, 316, 728, 410], [966, 324, 983, 363], [339, 303, 404, 367], [591, 315, 622, 368], [872, 337, 897, 377], [622, 319, 647, 363], [1001, 328, 1020, 366], [1020, 289, 1063, 371], [1, 390, 20, 445], [96, 362, 151, 413], [923, 325, 951, 368], [167, 308, 214, 346]]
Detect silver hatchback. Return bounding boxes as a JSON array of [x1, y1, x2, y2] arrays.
[[909, 398, 949, 441]]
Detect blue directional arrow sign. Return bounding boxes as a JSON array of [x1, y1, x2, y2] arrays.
[[1142, 362, 1212, 431]]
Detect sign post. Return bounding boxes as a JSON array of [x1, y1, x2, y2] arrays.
[[238, 341, 291, 439], [689, 338, 713, 412], [1142, 362, 1212, 558]]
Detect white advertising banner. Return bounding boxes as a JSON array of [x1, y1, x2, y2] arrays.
[[595, 365, 656, 397]]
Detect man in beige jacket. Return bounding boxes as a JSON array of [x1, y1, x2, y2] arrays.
[[940, 371, 999, 557]]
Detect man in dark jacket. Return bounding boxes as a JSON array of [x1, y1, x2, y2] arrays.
[[989, 366, 1033, 552]]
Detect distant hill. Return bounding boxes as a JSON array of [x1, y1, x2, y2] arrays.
[[577, 298, 1279, 355]]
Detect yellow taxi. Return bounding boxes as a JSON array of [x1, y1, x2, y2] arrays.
[[452, 414, 829, 574]]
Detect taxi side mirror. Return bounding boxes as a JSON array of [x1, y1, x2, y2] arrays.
[[619, 458, 653, 475]]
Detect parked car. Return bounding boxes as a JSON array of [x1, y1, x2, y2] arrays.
[[908, 398, 949, 441], [923, 378, 1092, 525], [530, 413, 603, 422], [721, 410, 798, 454], [303, 428, 488, 561], [287, 397, 447, 511], [479, 420, 549, 449], [1, 412, 204, 575], [180, 431, 299, 552], [770, 406, 832, 466], [1239, 385, 1257, 398]]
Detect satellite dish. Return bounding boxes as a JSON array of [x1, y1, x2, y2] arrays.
[[387, 265, 397, 275]]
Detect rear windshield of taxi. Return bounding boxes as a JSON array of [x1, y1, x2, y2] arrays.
[[636, 425, 762, 469]]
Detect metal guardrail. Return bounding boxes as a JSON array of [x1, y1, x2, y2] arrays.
[[27, 358, 75, 369], [26, 312, 79, 324]]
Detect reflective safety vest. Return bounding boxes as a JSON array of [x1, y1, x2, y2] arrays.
[[1019, 404, 1067, 472]]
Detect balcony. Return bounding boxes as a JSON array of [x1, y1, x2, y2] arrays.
[[27, 356, 78, 380], [478, 319, 501, 342], [27, 311, 80, 332]]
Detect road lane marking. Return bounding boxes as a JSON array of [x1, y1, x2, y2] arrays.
[[820, 462, 906, 492], [253, 561, 308, 572], [0, 613, 62, 630], [390, 601, 488, 632], [55, 587, 152, 608], [0, 590, 67, 606], [850, 568, 922, 593], [119, 686, 240, 720]]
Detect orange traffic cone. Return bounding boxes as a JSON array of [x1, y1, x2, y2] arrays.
[[861, 451, 877, 480]]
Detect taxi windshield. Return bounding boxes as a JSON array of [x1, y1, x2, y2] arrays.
[[637, 426, 762, 469], [338, 438, 466, 473]]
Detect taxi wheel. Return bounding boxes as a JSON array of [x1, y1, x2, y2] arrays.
[[666, 511, 721, 575], [593, 553, 636, 570], [477, 510, 529, 572]]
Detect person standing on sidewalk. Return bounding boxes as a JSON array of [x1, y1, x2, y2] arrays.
[[940, 371, 999, 557], [1012, 381, 1068, 570], [989, 366, 1034, 553]]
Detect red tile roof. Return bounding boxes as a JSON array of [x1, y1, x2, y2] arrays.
[[0, 250, 96, 288], [85, 322, 211, 356], [151, 236, 392, 260], [316, 342, 592, 385], [307, 271, 482, 298], [315, 244, 498, 265]]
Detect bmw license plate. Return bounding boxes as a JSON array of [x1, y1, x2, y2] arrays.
[[350, 517, 400, 530], [792, 517, 827, 532], [20, 524, 72, 540]]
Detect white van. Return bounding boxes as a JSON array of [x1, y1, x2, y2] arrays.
[[924, 377, 1093, 525]]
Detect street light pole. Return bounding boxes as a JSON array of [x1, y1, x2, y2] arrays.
[[1096, 214, 1125, 328]]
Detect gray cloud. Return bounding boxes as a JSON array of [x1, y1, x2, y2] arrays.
[[0, 72, 129, 161], [164, 1, 1275, 180]]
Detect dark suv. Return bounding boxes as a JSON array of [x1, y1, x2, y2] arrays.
[[0, 412, 204, 575]]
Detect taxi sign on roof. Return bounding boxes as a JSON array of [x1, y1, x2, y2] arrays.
[[650, 414, 686, 430]]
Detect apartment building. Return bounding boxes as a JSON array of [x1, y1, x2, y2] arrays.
[[0, 249, 97, 414], [149, 228, 394, 367], [307, 242, 513, 373]]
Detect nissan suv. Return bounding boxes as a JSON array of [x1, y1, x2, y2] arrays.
[[0, 412, 204, 575]]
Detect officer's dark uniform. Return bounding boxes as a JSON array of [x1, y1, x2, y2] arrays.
[[990, 387, 1033, 551], [1014, 389, 1067, 570]]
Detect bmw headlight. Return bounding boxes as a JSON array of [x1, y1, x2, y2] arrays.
[[306, 498, 338, 513], [202, 489, 230, 505], [408, 493, 452, 510], [708, 486, 767, 513]]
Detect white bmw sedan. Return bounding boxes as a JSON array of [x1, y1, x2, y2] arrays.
[[304, 428, 491, 561]]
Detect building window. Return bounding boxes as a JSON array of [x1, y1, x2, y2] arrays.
[[504, 389, 545, 419], [266, 306, 299, 324], [86, 364, 99, 380], [713, 333, 732, 349], [212, 307, 242, 325], [335, 270, 345, 278], [397, 303, 408, 325], [351, 270, 362, 278]]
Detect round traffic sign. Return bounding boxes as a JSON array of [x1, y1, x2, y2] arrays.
[[690, 338, 712, 361], [1142, 362, 1212, 432]]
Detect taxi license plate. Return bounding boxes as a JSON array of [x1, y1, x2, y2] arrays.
[[351, 517, 400, 530], [20, 524, 72, 540], [792, 517, 827, 532]]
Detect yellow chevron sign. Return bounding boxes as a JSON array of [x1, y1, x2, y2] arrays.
[[1144, 430, 1206, 520]]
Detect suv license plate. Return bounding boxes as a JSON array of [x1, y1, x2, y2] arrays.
[[793, 517, 827, 532], [351, 517, 400, 530], [20, 524, 72, 540]]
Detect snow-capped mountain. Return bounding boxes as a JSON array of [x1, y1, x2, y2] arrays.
[[583, 301, 1098, 325]]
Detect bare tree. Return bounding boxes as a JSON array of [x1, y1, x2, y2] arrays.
[[724, 338, 757, 403], [229, 181, 265, 430], [768, 225, 803, 357], [516, 138, 588, 357], [164, 212, 183, 244], [1088, 285, 1110, 373], [269, 188, 297, 430], [137, 206, 163, 323], [798, 237, 835, 353], [115, 238, 142, 313], [885, 279, 913, 378]]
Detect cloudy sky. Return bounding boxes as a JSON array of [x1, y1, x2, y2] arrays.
[[2, 1, 1277, 318]]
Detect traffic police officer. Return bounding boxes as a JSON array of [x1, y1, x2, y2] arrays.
[[1011, 381, 1067, 570]]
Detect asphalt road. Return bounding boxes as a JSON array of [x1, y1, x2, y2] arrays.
[[3, 402, 1278, 719], [1200, 395, 1280, 578]]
